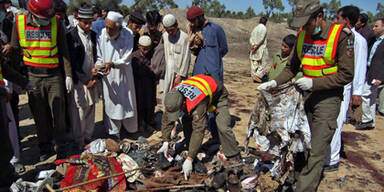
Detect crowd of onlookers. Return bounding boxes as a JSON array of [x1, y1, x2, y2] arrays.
[[0, 0, 230, 181]]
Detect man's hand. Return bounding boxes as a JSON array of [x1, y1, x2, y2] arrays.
[[182, 157, 193, 180], [157, 141, 169, 155], [295, 77, 313, 91], [351, 95, 362, 106], [194, 36, 202, 46], [2, 44, 11, 55], [92, 65, 100, 76], [103, 62, 114, 75], [86, 79, 97, 89], [373, 79, 382, 86], [257, 80, 277, 91], [173, 75, 182, 86]]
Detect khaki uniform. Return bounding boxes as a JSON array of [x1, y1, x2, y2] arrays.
[[274, 22, 354, 192], [161, 79, 239, 159], [10, 13, 72, 154]]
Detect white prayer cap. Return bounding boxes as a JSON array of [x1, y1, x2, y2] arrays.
[[139, 35, 152, 46], [162, 14, 176, 27], [106, 11, 123, 25]]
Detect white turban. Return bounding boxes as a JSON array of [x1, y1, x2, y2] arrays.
[[107, 11, 123, 25], [162, 14, 176, 27], [139, 35, 152, 46]]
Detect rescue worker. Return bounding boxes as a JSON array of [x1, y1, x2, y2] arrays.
[[258, 0, 354, 191], [157, 74, 240, 180], [9, 0, 73, 161]]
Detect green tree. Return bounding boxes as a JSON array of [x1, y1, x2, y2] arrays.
[[67, 0, 92, 13], [192, 0, 211, 14], [244, 6, 256, 19], [377, 2, 384, 18], [325, 0, 341, 18], [132, 0, 178, 12], [119, 4, 131, 16], [67, 0, 121, 12], [207, 0, 226, 17], [262, 0, 284, 17], [287, 0, 299, 15]]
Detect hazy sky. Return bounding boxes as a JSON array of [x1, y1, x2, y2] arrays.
[[121, 0, 380, 14]]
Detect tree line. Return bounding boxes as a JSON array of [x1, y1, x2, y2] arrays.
[[65, 0, 384, 24]]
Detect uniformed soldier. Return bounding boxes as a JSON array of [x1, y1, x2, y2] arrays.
[[9, 0, 73, 161], [157, 74, 240, 180], [258, 0, 354, 191]]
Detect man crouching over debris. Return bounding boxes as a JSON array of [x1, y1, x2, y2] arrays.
[[258, 0, 354, 191], [157, 74, 240, 180]]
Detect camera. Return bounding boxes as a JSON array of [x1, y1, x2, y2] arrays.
[[96, 67, 106, 78]]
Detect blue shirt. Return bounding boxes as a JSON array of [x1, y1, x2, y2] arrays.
[[92, 17, 105, 36], [192, 21, 228, 82], [368, 34, 384, 66]]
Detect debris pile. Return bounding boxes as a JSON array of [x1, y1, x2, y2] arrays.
[[9, 85, 312, 192], [10, 133, 302, 191]]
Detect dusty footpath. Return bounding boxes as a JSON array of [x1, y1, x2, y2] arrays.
[[16, 8, 384, 191]]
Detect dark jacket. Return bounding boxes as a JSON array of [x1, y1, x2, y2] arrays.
[[366, 40, 384, 84], [359, 25, 376, 48], [66, 26, 97, 84]]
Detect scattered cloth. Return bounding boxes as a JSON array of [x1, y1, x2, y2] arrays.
[[116, 153, 141, 183], [245, 83, 311, 182], [83, 139, 106, 154], [55, 154, 126, 192]]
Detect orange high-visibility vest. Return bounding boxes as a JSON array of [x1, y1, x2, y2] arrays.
[[174, 74, 218, 114], [16, 14, 59, 68], [296, 24, 343, 78]]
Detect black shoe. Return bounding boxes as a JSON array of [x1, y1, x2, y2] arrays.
[[355, 121, 374, 130], [156, 153, 171, 170], [323, 163, 339, 172], [194, 160, 207, 174]]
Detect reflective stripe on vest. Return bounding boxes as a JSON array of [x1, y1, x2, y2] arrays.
[[0, 65, 4, 86], [296, 24, 343, 78], [17, 14, 59, 68], [175, 74, 218, 114]]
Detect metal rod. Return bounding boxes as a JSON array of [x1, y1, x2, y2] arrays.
[[52, 167, 142, 192]]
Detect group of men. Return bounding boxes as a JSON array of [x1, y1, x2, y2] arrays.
[[0, 0, 238, 188], [258, 0, 384, 191], [0, 0, 383, 190]]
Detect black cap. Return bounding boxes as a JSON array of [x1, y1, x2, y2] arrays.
[[129, 11, 146, 25]]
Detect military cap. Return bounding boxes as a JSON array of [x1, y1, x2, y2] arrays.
[[290, 0, 321, 29], [164, 90, 184, 122]]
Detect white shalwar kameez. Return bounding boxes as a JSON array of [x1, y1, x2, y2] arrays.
[[326, 28, 368, 166], [159, 30, 190, 105], [96, 28, 137, 134], [249, 23, 269, 79]]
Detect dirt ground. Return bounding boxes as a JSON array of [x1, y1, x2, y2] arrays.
[[15, 8, 384, 191]]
